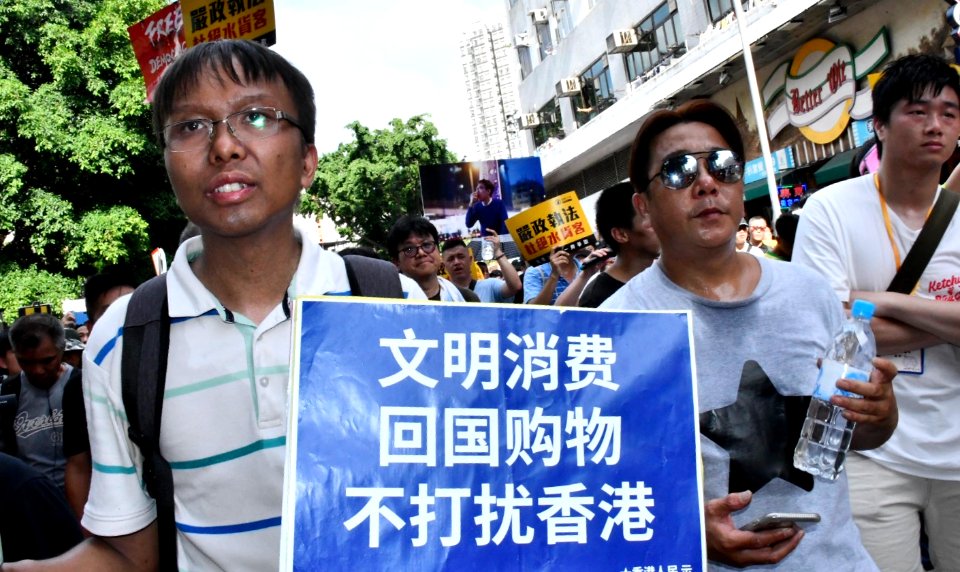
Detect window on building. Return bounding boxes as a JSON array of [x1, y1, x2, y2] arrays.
[[623, 1, 684, 82], [536, 21, 553, 61], [517, 46, 533, 79], [574, 56, 614, 127], [706, 0, 748, 23], [532, 99, 564, 148]]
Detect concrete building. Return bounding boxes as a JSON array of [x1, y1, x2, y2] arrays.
[[506, 0, 958, 221], [460, 22, 524, 159]]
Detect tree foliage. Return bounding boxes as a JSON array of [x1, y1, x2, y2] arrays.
[[304, 115, 457, 250], [0, 0, 183, 306], [0, 264, 82, 323]]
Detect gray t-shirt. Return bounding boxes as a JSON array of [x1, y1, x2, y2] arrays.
[[14, 365, 72, 489], [602, 257, 876, 571]]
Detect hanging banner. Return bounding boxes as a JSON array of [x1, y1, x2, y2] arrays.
[[180, 0, 277, 47], [505, 191, 596, 266], [127, 2, 186, 102], [281, 299, 706, 572], [762, 29, 889, 144]]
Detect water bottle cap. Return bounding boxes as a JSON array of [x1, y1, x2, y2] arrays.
[[851, 299, 875, 319]]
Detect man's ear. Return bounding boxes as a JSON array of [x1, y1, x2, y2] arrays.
[[633, 191, 650, 218], [610, 227, 630, 245], [300, 144, 319, 190], [873, 117, 886, 143]]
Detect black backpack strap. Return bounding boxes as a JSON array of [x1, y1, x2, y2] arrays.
[[120, 274, 177, 571], [887, 189, 960, 294], [342, 255, 403, 298]]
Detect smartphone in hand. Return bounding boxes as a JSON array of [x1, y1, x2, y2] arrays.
[[739, 512, 821, 532]]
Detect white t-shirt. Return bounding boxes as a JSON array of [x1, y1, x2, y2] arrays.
[[82, 234, 424, 570], [793, 174, 960, 480]]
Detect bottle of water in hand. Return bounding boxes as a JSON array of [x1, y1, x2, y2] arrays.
[[481, 238, 494, 261], [794, 299, 876, 480]]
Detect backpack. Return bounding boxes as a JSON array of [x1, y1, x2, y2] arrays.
[[121, 255, 402, 570]]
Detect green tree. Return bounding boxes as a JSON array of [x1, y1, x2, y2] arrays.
[[0, 264, 82, 323], [303, 115, 457, 250], [0, 0, 182, 299]]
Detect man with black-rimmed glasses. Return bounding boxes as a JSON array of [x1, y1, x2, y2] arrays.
[[2, 40, 424, 572]]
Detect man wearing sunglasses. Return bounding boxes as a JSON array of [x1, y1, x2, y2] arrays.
[[388, 215, 479, 303], [601, 100, 897, 569], [794, 54, 960, 571]]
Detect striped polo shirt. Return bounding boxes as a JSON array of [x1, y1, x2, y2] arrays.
[[81, 234, 423, 570]]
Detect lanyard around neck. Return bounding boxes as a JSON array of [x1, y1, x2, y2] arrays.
[[874, 173, 935, 296]]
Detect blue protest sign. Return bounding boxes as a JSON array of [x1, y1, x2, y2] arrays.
[[281, 299, 705, 571]]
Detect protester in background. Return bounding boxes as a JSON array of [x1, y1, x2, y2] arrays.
[[0, 324, 20, 381], [767, 213, 799, 262], [578, 182, 660, 308], [523, 247, 579, 305], [83, 272, 136, 332], [388, 215, 479, 302], [61, 330, 84, 371], [735, 219, 764, 257], [602, 99, 896, 569], [747, 216, 772, 253], [442, 232, 521, 303], [793, 53, 960, 572], [1, 313, 76, 491]]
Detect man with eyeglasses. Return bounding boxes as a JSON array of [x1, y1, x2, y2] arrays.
[[3, 41, 424, 571], [747, 216, 772, 254], [387, 215, 480, 302], [601, 100, 897, 569]]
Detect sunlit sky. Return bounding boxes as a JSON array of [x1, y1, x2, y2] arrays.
[[273, 0, 508, 159]]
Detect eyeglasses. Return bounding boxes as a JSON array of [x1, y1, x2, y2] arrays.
[[162, 107, 303, 152], [399, 241, 437, 258], [648, 149, 743, 190]]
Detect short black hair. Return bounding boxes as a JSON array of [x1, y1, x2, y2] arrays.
[[595, 182, 636, 255], [629, 100, 744, 193], [476, 179, 495, 192], [441, 238, 468, 254], [0, 324, 12, 355], [10, 313, 65, 353], [84, 271, 136, 322], [872, 54, 960, 126], [152, 40, 316, 147], [386, 215, 440, 260]]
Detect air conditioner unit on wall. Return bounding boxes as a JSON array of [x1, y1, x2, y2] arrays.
[[606, 29, 638, 54], [514, 34, 531, 47], [556, 76, 581, 97], [530, 8, 549, 24], [518, 113, 542, 129]]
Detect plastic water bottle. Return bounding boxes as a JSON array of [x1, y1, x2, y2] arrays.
[[794, 299, 876, 480], [481, 239, 494, 261]]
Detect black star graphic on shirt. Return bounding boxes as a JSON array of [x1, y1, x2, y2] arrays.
[[699, 360, 813, 494]]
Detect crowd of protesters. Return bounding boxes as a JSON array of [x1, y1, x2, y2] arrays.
[[0, 40, 956, 572]]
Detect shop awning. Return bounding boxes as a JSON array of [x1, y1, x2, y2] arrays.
[[814, 149, 858, 186], [743, 169, 798, 202]]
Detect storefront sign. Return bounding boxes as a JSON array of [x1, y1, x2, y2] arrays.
[[743, 147, 795, 185], [762, 29, 889, 144]]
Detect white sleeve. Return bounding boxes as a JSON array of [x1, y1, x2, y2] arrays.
[[792, 194, 852, 304], [81, 302, 158, 537]]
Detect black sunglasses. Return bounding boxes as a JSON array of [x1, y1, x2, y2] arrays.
[[648, 149, 743, 190]]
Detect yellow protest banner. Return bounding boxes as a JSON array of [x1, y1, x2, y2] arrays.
[[181, 0, 276, 47], [506, 191, 595, 266]]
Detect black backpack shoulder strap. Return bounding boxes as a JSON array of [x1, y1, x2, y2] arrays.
[[120, 273, 177, 571], [888, 189, 960, 294], [342, 255, 403, 298]]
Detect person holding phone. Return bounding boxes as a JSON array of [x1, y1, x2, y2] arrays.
[[601, 100, 898, 569]]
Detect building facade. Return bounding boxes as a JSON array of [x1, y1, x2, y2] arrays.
[[506, 0, 958, 221], [460, 22, 524, 159]]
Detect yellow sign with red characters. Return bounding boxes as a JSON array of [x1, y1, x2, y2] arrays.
[[506, 191, 596, 266], [181, 0, 276, 47]]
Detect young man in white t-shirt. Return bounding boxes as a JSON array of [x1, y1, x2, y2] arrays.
[[794, 53, 960, 572]]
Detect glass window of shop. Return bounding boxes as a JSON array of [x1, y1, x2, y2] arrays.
[[624, 2, 684, 82], [575, 56, 614, 127], [533, 99, 564, 149]]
